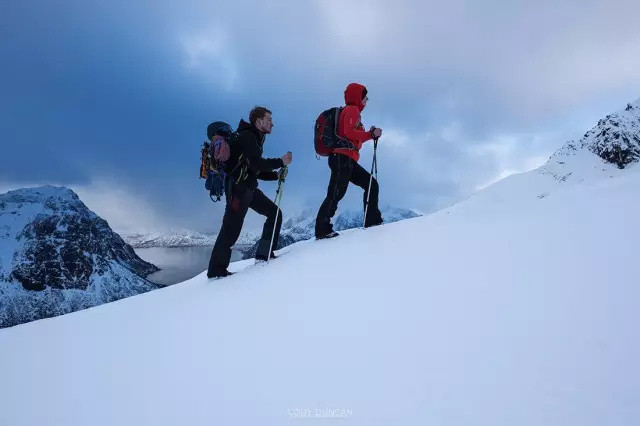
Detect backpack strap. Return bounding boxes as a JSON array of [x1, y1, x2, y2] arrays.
[[228, 153, 248, 184]]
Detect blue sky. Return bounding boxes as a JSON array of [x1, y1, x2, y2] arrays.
[[2, 0, 639, 233]]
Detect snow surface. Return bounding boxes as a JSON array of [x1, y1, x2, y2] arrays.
[[0, 149, 638, 424]]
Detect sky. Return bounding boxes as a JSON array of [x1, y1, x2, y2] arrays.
[[1, 0, 639, 234]]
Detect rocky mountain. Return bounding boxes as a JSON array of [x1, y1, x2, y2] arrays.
[[541, 97, 640, 183], [585, 100, 640, 167], [241, 206, 422, 259], [0, 186, 159, 328]]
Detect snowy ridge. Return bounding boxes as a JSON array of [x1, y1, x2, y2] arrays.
[[0, 186, 158, 328]]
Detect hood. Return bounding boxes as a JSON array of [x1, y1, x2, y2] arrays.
[[344, 83, 367, 112], [237, 119, 254, 133], [237, 119, 265, 145]]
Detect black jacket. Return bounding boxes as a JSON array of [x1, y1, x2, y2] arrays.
[[231, 120, 284, 189]]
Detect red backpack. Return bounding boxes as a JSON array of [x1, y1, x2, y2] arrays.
[[314, 107, 356, 156]]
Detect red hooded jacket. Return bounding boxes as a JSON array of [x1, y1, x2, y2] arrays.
[[333, 83, 373, 162]]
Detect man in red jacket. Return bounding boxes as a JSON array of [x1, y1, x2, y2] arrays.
[[315, 83, 383, 239]]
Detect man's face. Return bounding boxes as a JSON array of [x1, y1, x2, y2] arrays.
[[256, 112, 273, 134], [362, 95, 368, 108]]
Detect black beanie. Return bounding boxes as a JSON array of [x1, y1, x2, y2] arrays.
[[362, 87, 368, 99]]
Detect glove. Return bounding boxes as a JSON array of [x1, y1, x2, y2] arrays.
[[277, 166, 288, 182]]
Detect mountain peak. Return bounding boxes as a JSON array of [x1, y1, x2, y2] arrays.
[[1, 186, 158, 328], [2, 185, 79, 201], [0, 186, 85, 214], [547, 97, 640, 170]]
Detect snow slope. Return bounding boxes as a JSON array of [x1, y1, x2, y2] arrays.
[[0, 154, 638, 425]]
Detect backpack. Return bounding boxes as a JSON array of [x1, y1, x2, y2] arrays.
[[200, 121, 238, 202], [314, 107, 356, 156], [199, 141, 225, 202]]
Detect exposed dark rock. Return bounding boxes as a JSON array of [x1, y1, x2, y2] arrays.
[[1, 186, 160, 328], [548, 98, 640, 170]]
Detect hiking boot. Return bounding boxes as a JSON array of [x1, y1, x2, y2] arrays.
[[207, 268, 233, 279], [364, 219, 384, 229], [255, 252, 277, 262], [316, 230, 339, 240]]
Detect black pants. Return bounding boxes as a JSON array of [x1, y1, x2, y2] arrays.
[[208, 182, 282, 274], [315, 154, 382, 237]]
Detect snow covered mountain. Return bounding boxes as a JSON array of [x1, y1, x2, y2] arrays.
[[241, 206, 421, 258], [122, 230, 258, 248], [540, 97, 640, 183], [455, 97, 640, 213], [0, 186, 159, 328], [123, 230, 217, 248], [0, 99, 639, 425], [581, 99, 640, 167]]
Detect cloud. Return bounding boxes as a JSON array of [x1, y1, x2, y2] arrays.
[[313, 0, 381, 53], [0, 177, 165, 235], [71, 179, 171, 234], [365, 122, 563, 212], [3, 0, 640, 234], [180, 28, 239, 91]]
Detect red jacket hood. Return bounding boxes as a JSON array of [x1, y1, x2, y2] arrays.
[[344, 83, 367, 112]]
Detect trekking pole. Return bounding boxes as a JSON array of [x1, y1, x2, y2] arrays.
[[363, 138, 379, 228], [267, 166, 287, 262]]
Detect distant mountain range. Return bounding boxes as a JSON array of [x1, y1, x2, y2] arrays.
[[122, 230, 258, 248], [121, 207, 422, 252], [241, 206, 423, 259]]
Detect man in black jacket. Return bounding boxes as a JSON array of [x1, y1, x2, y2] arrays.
[[208, 106, 293, 278]]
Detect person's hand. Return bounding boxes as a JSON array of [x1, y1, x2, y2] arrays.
[[278, 167, 288, 181], [372, 127, 382, 139], [281, 151, 293, 165]]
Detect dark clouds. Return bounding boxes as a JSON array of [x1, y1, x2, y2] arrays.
[[1, 0, 639, 232]]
